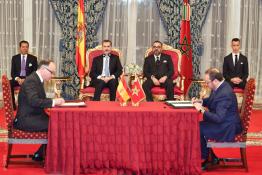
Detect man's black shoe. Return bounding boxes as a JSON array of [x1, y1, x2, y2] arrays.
[[32, 153, 44, 162]]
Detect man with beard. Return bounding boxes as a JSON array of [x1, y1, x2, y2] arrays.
[[142, 41, 174, 101]]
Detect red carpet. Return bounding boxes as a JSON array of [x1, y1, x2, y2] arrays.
[[1, 108, 262, 174]]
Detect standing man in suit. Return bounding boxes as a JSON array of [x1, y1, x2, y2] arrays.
[[90, 40, 123, 101], [13, 60, 65, 161], [10, 40, 38, 110], [223, 38, 249, 89], [192, 68, 242, 170], [142, 41, 174, 101]]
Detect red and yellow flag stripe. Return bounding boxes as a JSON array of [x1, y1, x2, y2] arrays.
[[76, 0, 86, 83]]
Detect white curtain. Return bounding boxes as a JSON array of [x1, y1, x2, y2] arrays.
[[240, 0, 262, 102], [0, 0, 62, 78], [201, 0, 262, 102], [97, 0, 168, 68]]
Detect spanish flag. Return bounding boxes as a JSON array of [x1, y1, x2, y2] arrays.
[[116, 75, 131, 103], [76, 0, 86, 85]]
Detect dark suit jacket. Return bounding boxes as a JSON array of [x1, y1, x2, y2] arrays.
[[223, 53, 248, 84], [90, 54, 123, 81], [202, 81, 242, 141], [13, 72, 52, 132], [143, 53, 174, 79], [11, 54, 38, 80]]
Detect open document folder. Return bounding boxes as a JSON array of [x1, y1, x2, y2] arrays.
[[58, 100, 86, 107], [165, 100, 194, 108]]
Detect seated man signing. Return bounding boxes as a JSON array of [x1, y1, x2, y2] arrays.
[[13, 60, 65, 161], [142, 41, 174, 101], [90, 40, 123, 101], [192, 68, 242, 170]]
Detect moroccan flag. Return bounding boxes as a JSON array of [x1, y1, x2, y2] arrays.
[[179, 0, 192, 93], [130, 75, 145, 104], [75, 0, 86, 85], [116, 75, 131, 103]]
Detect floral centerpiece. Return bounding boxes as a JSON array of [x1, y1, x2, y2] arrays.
[[124, 63, 142, 76]]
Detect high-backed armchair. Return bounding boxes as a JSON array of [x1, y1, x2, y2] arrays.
[[144, 44, 184, 100], [79, 45, 122, 101]]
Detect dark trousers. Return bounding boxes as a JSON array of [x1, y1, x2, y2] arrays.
[[9, 79, 20, 110], [142, 78, 174, 101], [92, 78, 118, 101], [200, 122, 209, 159]]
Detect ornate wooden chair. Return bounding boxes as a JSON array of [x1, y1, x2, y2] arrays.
[[1, 75, 48, 167], [79, 45, 122, 101], [144, 44, 184, 100], [233, 87, 244, 105], [207, 78, 256, 172]]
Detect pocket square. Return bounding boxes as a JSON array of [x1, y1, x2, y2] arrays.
[[240, 62, 243, 64], [163, 60, 167, 63], [29, 63, 32, 67]]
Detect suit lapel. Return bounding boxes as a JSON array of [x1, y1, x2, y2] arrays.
[[109, 55, 113, 73], [229, 53, 235, 69], [26, 55, 30, 68], [17, 54, 22, 72]]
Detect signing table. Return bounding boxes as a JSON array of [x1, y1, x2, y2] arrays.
[[45, 102, 201, 175]]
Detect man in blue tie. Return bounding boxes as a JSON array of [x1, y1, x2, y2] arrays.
[[90, 40, 123, 101], [10, 40, 38, 110]]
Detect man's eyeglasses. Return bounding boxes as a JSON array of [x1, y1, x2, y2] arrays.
[[42, 65, 55, 75], [153, 46, 162, 49], [205, 80, 213, 84]]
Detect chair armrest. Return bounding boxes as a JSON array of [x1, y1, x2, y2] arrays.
[[173, 74, 185, 92], [84, 70, 91, 88]]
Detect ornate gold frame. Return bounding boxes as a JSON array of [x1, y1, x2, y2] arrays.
[[79, 45, 122, 101], [144, 44, 185, 100]]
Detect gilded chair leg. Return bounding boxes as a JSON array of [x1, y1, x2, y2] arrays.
[[240, 148, 248, 172], [5, 144, 13, 168]]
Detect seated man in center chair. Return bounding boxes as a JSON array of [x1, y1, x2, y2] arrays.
[[90, 40, 123, 101], [142, 40, 174, 101]]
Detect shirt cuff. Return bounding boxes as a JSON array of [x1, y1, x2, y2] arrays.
[[52, 99, 55, 107], [97, 75, 102, 79], [15, 77, 19, 81], [111, 75, 115, 79]]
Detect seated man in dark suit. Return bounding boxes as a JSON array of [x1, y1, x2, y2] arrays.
[[192, 68, 242, 170], [90, 40, 123, 101], [13, 60, 65, 161], [142, 41, 174, 101], [223, 38, 249, 89], [10, 40, 38, 110]]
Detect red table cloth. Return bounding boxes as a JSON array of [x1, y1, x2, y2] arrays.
[[45, 102, 201, 175]]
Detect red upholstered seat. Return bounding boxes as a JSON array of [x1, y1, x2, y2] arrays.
[[1, 75, 47, 168], [10, 129, 47, 139], [79, 45, 122, 101], [151, 86, 183, 95], [233, 87, 244, 94], [207, 78, 256, 172], [144, 44, 184, 100], [80, 87, 110, 94]]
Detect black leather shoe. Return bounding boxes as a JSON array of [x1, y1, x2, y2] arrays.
[[32, 153, 44, 162], [201, 160, 209, 170], [211, 157, 220, 165]]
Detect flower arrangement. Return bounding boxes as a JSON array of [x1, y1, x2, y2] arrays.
[[124, 63, 142, 75]]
